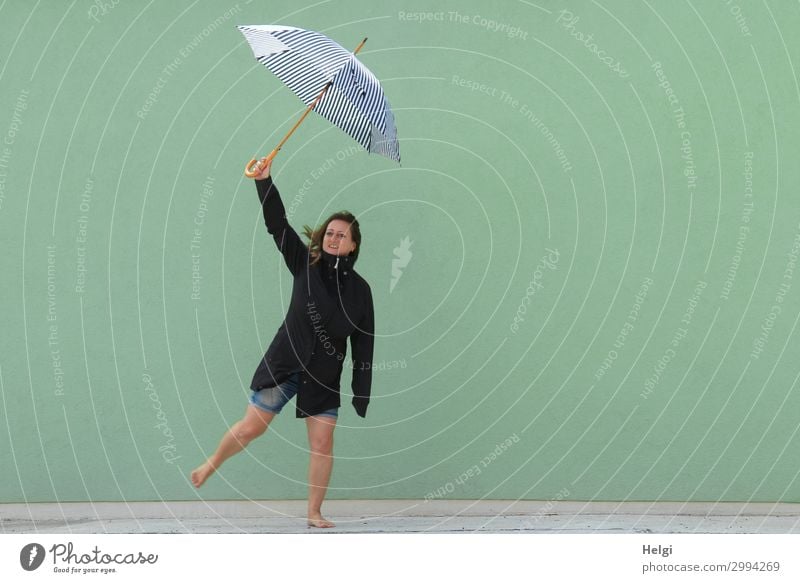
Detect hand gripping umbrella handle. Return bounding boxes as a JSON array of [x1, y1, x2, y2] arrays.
[[245, 148, 279, 178], [244, 37, 369, 178]]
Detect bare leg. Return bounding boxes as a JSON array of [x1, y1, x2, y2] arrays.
[[306, 415, 337, 527], [191, 405, 276, 488]]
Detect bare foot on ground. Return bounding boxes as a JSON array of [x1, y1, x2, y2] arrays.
[[308, 513, 335, 528]]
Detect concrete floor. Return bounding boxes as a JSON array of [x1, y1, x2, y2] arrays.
[[3, 500, 799, 534]]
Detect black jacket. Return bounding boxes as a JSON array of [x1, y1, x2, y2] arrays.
[[250, 176, 374, 418]]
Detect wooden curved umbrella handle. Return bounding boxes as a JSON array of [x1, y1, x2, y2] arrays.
[[244, 149, 279, 178]]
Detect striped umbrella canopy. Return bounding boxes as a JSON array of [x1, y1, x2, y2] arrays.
[[238, 24, 400, 164]]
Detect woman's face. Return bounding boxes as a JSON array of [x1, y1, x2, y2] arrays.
[[323, 219, 356, 256]]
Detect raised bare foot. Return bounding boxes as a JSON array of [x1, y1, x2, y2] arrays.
[[190, 461, 216, 488], [307, 513, 335, 528]]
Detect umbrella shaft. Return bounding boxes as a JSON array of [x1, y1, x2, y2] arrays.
[[271, 80, 330, 153]]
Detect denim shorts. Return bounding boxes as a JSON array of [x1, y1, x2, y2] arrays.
[[249, 372, 338, 418]]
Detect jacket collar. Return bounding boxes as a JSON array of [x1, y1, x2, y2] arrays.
[[319, 250, 354, 277]]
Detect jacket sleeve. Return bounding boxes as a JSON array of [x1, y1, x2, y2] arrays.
[[350, 284, 375, 418], [255, 176, 306, 276]]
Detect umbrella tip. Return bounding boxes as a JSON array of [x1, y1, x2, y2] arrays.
[[353, 37, 369, 55]]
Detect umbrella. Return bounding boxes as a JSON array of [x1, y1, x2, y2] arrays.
[[237, 24, 400, 176]]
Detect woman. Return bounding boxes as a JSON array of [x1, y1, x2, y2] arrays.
[[191, 157, 375, 529]]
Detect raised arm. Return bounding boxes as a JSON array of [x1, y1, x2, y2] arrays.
[[350, 284, 375, 418], [255, 174, 307, 276]]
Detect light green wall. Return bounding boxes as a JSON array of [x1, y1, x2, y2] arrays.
[[1, 0, 799, 504]]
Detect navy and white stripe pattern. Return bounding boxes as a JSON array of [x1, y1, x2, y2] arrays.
[[238, 25, 400, 163]]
